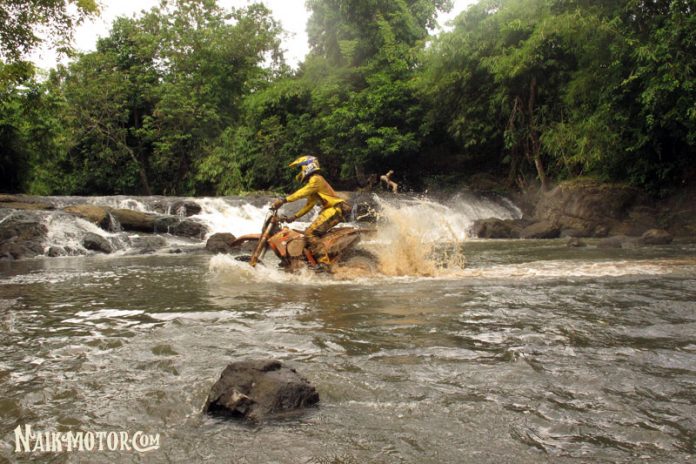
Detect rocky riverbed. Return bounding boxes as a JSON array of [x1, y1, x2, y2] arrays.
[[1, 181, 694, 261]]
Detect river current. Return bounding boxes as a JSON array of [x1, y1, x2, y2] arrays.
[[1, 194, 695, 463]]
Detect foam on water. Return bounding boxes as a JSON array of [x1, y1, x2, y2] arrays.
[[208, 254, 347, 286], [462, 258, 696, 279]]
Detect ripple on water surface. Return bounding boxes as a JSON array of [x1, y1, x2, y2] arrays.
[[1, 245, 696, 462]]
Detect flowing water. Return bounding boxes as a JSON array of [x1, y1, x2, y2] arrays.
[[1, 194, 696, 463]]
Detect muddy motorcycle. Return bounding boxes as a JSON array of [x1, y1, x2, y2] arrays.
[[231, 209, 377, 273]]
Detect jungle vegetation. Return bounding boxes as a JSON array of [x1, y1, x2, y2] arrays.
[[1, 0, 694, 196]]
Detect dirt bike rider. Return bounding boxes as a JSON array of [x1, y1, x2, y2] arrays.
[[270, 155, 352, 268]]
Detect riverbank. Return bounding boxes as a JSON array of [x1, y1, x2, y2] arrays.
[[473, 179, 696, 242]]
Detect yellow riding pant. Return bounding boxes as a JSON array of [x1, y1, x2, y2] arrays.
[[305, 203, 351, 264]]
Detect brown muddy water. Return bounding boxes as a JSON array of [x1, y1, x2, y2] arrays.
[[1, 237, 696, 463]]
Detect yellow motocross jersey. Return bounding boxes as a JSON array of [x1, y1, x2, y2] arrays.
[[285, 174, 345, 218]]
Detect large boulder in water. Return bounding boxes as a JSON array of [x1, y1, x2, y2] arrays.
[[205, 233, 238, 253], [111, 208, 157, 232], [82, 232, 113, 254], [204, 359, 319, 421], [0, 212, 48, 260], [168, 219, 207, 239]]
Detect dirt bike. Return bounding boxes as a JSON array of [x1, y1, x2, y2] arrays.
[[230, 209, 377, 273]]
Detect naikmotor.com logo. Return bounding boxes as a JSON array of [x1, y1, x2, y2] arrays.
[[14, 425, 160, 454]]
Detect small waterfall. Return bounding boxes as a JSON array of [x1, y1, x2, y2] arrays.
[[43, 214, 127, 256], [193, 198, 273, 237], [28, 191, 521, 261]]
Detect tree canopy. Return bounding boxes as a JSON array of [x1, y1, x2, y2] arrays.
[[0, 0, 99, 61]]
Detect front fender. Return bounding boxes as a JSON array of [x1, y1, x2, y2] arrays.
[[230, 234, 262, 247]]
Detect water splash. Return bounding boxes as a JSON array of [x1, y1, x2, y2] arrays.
[[206, 193, 522, 279], [208, 254, 340, 286], [362, 195, 506, 277]]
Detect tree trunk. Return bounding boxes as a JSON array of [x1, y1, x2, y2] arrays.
[[528, 76, 549, 191]]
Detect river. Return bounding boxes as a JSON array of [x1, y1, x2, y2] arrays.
[[1, 194, 695, 463]]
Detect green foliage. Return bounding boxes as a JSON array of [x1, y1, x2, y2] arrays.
[[422, 0, 696, 193], [2, 0, 694, 196], [0, 0, 99, 62], [19, 0, 284, 195]]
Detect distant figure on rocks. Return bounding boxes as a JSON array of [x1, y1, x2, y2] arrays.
[[380, 170, 398, 193]]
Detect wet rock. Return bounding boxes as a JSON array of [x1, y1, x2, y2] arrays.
[[597, 235, 642, 249], [129, 235, 168, 253], [204, 359, 319, 421], [0, 212, 48, 260], [153, 216, 180, 232], [47, 246, 65, 257], [205, 233, 238, 253], [560, 228, 586, 238], [471, 218, 523, 239], [168, 219, 207, 239], [64, 204, 113, 230], [535, 180, 642, 237], [597, 236, 626, 248], [111, 209, 207, 239], [520, 221, 560, 239], [170, 200, 202, 217], [566, 237, 586, 248], [640, 228, 673, 245], [0, 194, 54, 211], [82, 233, 112, 254], [111, 208, 157, 233]]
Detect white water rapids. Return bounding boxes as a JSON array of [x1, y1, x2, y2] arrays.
[[38, 192, 522, 258]]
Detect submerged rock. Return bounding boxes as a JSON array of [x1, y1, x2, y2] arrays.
[[640, 228, 673, 245], [597, 235, 643, 249], [128, 235, 168, 254], [204, 359, 319, 421], [566, 237, 586, 248]]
